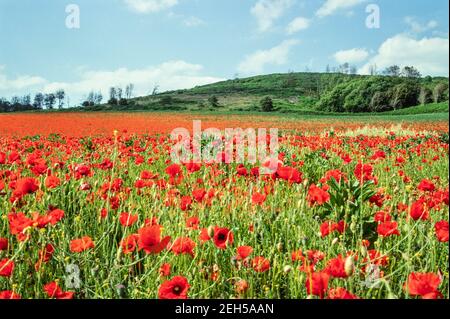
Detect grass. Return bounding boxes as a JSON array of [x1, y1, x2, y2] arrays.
[[0, 127, 448, 299]]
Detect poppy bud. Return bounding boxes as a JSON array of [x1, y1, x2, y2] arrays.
[[207, 226, 215, 238], [283, 265, 292, 274], [344, 256, 354, 276], [331, 238, 339, 245], [387, 292, 397, 299], [276, 242, 283, 252], [360, 245, 367, 258]]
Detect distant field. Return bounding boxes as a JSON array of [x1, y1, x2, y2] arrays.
[[0, 111, 447, 138]]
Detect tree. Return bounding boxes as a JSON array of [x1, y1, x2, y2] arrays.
[[108, 87, 118, 105], [433, 83, 448, 103], [160, 96, 173, 105], [383, 65, 401, 77], [55, 90, 66, 109], [208, 95, 219, 107], [33, 93, 44, 109], [260, 96, 274, 112], [369, 92, 390, 112], [401, 66, 421, 78], [95, 92, 103, 105], [44, 93, 56, 109], [418, 87, 433, 105], [151, 84, 159, 95], [390, 82, 420, 110], [339, 63, 350, 74], [117, 87, 123, 100], [22, 94, 31, 106], [369, 64, 378, 76], [125, 83, 134, 99]]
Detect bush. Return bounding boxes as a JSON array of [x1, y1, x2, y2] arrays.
[[208, 95, 219, 107], [260, 96, 274, 112]]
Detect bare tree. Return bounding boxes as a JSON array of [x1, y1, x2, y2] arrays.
[[125, 83, 134, 99], [56, 89, 66, 109], [33, 93, 44, 109]]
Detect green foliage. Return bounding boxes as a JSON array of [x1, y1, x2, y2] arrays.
[[260, 96, 274, 112], [208, 95, 219, 107]]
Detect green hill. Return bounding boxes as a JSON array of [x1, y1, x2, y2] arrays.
[[85, 72, 449, 114]]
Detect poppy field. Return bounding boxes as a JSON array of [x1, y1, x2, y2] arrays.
[[0, 113, 448, 300]]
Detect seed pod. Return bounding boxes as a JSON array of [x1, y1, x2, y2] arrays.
[[283, 265, 292, 274], [344, 256, 354, 276], [207, 226, 215, 238], [276, 242, 283, 252]]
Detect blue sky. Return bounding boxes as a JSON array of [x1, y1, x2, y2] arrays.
[[0, 0, 448, 104]]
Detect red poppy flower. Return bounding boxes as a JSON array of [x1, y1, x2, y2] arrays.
[[406, 272, 442, 299], [199, 228, 211, 243], [186, 216, 200, 230], [12, 177, 39, 197], [410, 199, 429, 221], [434, 220, 449, 242], [328, 287, 359, 299], [48, 209, 65, 225], [70, 236, 95, 253], [165, 164, 182, 177], [276, 166, 302, 183], [119, 212, 138, 227], [192, 189, 206, 202], [324, 255, 348, 278], [418, 179, 435, 192], [159, 263, 171, 277], [251, 192, 266, 205], [0, 258, 14, 277], [252, 256, 270, 272], [44, 282, 75, 299], [35, 243, 55, 270], [237, 246, 253, 260], [307, 184, 330, 206], [0, 238, 8, 251], [120, 234, 139, 254], [377, 221, 400, 237], [0, 290, 21, 299], [354, 163, 374, 182], [158, 276, 190, 299], [170, 237, 196, 257], [374, 211, 391, 223], [7, 212, 33, 241], [305, 272, 329, 299], [137, 225, 171, 254], [45, 175, 60, 189], [180, 196, 192, 211], [213, 227, 234, 249]]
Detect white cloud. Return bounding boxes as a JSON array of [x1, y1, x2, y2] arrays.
[[124, 0, 178, 13], [359, 34, 449, 76], [251, 0, 294, 32], [0, 67, 46, 92], [316, 0, 366, 18], [404, 16, 438, 33], [333, 48, 369, 64], [237, 39, 299, 75], [286, 17, 310, 34], [0, 61, 225, 103], [183, 16, 206, 27]]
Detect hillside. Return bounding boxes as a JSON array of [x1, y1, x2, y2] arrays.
[[84, 72, 449, 114]]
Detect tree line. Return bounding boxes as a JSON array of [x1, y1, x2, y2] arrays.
[[0, 83, 136, 112], [316, 65, 449, 113]]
